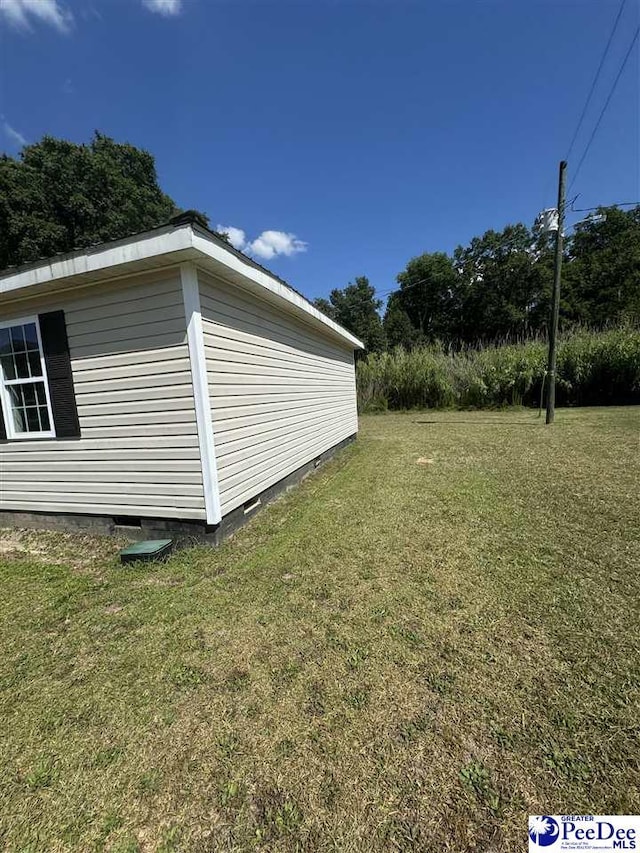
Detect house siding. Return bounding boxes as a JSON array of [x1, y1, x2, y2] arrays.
[[198, 270, 358, 517], [0, 270, 206, 519]]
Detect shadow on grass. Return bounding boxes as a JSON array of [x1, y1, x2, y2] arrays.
[[414, 419, 543, 427]]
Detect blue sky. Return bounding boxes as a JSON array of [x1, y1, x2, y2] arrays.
[[0, 0, 638, 302]]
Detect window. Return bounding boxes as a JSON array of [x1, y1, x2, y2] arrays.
[[0, 318, 55, 439]]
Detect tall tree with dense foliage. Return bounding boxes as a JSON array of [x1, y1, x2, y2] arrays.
[[392, 252, 460, 343], [453, 223, 552, 342], [313, 276, 386, 354], [394, 252, 459, 341], [383, 293, 420, 349], [312, 297, 337, 321], [564, 206, 640, 326], [0, 133, 193, 269], [385, 208, 640, 348]]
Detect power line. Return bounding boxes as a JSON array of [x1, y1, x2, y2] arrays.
[[565, 0, 628, 162], [569, 26, 640, 191], [571, 198, 639, 212]]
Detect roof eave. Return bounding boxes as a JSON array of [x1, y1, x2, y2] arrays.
[[0, 224, 364, 351], [190, 229, 365, 350]]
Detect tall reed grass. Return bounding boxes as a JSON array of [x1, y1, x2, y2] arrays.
[[356, 328, 640, 411]]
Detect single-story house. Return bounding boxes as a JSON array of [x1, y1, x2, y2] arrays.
[[0, 212, 363, 541]]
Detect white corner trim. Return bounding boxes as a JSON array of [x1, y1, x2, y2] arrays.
[[180, 262, 221, 526]]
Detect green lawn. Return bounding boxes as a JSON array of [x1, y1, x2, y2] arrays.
[[1, 407, 639, 852]]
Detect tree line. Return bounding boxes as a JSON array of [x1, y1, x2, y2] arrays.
[[1, 133, 637, 353], [314, 209, 640, 353]]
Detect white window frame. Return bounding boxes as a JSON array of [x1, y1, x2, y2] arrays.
[[0, 315, 56, 441]]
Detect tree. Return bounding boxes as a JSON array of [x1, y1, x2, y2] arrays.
[[453, 223, 551, 342], [394, 252, 459, 342], [378, 208, 638, 352], [0, 132, 202, 269], [383, 293, 421, 349], [312, 297, 337, 322], [313, 276, 386, 354], [564, 205, 640, 326]]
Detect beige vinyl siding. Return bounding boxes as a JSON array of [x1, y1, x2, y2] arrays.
[[199, 270, 358, 516], [0, 270, 206, 519]]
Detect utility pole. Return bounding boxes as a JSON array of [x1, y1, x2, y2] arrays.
[[546, 160, 567, 425]]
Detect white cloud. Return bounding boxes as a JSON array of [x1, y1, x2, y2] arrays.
[[216, 225, 247, 250], [142, 0, 182, 16], [216, 225, 308, 261], [248, 230, 308, 260], [1, 117, 27, 148], [0, 0, 72, 32]]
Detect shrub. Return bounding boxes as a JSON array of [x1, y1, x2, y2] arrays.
[[356, 328, 640, 412]]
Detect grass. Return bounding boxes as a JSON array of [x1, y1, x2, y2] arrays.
[[1, 406, 639, 852]]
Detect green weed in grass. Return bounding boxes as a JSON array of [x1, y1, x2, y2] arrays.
[[24, 757, 57, 791], [460, 761, 502, 814]]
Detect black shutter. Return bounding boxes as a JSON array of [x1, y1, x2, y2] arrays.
[[0, 398, 6, 441], [38, 310, 81, 438]]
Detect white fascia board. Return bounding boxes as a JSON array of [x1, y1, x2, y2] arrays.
[[191, 231, 365, 350], [0, 225, 194, 296], [180, 262, 222, 526]]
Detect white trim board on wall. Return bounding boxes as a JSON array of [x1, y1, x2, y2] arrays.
[[180, 263, 222, 525]]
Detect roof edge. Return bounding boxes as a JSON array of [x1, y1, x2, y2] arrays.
[[0, 221, 364, 351], [190, 228, 364, 350]]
